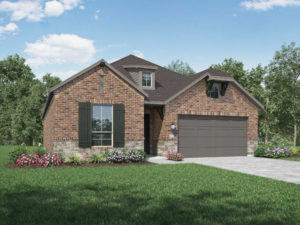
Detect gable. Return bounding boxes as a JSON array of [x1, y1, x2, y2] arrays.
[[42, 60, 147, 119]]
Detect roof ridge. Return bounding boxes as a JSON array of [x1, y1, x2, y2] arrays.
[[112, 54, 188, 78]]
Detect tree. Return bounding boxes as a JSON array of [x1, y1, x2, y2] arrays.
[[0, 54, 61, 145], [265, 42, 300, 148], [166, 59, 195, 76], [0, 55, 35, 144], [211, 58, 247, 87]]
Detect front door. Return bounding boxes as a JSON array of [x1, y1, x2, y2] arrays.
[[144, 114, 150, 154]]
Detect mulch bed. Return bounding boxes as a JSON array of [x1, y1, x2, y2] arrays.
[[7, 161, 152, 169], [289, 154, 300, 158]]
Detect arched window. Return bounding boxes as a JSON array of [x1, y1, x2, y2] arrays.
[[207, 84, 219, 99]]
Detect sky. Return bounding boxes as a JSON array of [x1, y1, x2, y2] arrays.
[[0, 0, 299, 81]]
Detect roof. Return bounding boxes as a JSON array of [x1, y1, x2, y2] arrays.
[[43, 55, 264, 119], [111, 55, 195, 102]]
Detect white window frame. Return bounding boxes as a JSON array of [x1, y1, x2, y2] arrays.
[[142, 72, 152, 87], [91, 104, 113, 147]]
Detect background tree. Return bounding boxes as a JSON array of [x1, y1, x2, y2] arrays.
[[211, 58, 247, 87], [0, 55, 61, 145], [265, 42, 300, 148], [166, 59, 195, 76]]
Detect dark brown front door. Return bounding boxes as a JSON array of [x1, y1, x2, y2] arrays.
[[144, 114, 150, 154]]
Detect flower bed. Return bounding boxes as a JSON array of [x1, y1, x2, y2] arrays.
[[10, 147, 147, 168], [166, 152, 184, 161], [254, 145, 292, 158], [16, 153, 62, 167]]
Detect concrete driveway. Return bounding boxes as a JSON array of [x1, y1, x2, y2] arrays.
[[147, 156, 300, 184]]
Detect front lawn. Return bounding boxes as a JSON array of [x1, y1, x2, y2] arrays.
[[0, 146, 300, 225], [281, 157, 300, 162]]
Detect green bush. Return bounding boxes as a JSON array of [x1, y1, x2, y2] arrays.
[[31, 146, 48, 156], [254, 145, 269, 157], [9, 146, 28, 163], [136, 149, 146, 159], [67, 154, 82, 165], [88, 153, 105, 163]]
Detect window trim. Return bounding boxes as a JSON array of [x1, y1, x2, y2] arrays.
[[91, 104, 113, 147], [142, 71, 152, 87]]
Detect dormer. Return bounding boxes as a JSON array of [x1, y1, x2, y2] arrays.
[[122, 65, 157, 90]]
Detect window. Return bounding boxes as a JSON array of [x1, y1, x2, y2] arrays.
[[92, 105, 112, 146], [142, 72, 152, 87], [100, 75, 104, 93], [207, 84, 219, 99]]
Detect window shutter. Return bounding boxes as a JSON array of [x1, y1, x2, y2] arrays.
[[78, 102, 91, 148], [113, 104, 125, 147]]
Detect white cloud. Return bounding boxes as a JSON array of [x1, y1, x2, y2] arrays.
[[132, 50, 144, 58], [0, 0, 82, 22], [79, 5, 85, 10], [241, 0, 300, 11], [61, 0, 81, 10], [94, 9, 100, 20], [25, 34, 96, 67], [0, 0, 44, 22], [0, 22, 19, 36], [45, 0, 64, 17]]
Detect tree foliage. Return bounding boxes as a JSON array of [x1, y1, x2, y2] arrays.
[[265, 42, 300, 147], [166, 59, 195, 76], [0, 55, 61, 145]]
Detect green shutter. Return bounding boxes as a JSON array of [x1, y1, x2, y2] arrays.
[[113, 104, 125, 147], [78, 102, 91, 148]]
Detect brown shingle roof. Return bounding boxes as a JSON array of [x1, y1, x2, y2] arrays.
[[111, 55, 197, 102]]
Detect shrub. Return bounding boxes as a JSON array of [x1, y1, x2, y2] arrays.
[[254, 145, 268, 157], [127, 149, 145, 162], [166, 152, 184, 161], [105, 149, 146, 163], [106, 150, 128, 163], [67, 154, 82, 165], [265, 147, 292, 158], [9, 146, 28, 163], [15, 153, 62, 167], [88, 153, 106, 163], [31, 146, 47, 156]]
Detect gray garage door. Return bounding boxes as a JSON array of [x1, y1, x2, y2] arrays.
[[178, 115, 247, 157]]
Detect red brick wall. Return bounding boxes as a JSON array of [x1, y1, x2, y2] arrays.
[[154, 80, 258, 142], [43, 98, 56, 151], [43, 66, 144, 151]]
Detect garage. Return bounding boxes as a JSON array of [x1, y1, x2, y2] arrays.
[[178, 115, 247, 157]]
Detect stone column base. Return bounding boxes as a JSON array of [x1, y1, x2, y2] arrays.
[[157, 140, 178, 156], [247, 140, 258, 155]]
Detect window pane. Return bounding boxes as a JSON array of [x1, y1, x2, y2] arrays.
[[92, 106, 101, 131], [142, 78, 147, 86], [142, 72, 151, 87], [102, 140, 112, 146], [92, 133, 101, 140], [92, 140, 101, 146], [101, 105, 112, 131], [101, 133, 111, 139], [146, 78, 151, 86]]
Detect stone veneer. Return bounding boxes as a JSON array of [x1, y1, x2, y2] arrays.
[[43, 66, 145, 156], [53, 140, 143, 157]]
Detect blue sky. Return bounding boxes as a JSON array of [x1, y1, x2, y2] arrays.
[[0, 0, 299, 80]]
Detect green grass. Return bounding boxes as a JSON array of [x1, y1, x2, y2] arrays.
[[281, 157, 300, 161], [0, 146, 300, 225]]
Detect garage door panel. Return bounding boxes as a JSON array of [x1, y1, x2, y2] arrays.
[[179, 115, 247, 157]]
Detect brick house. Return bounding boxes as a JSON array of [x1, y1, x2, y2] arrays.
[[43, 55, 263, 157]]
